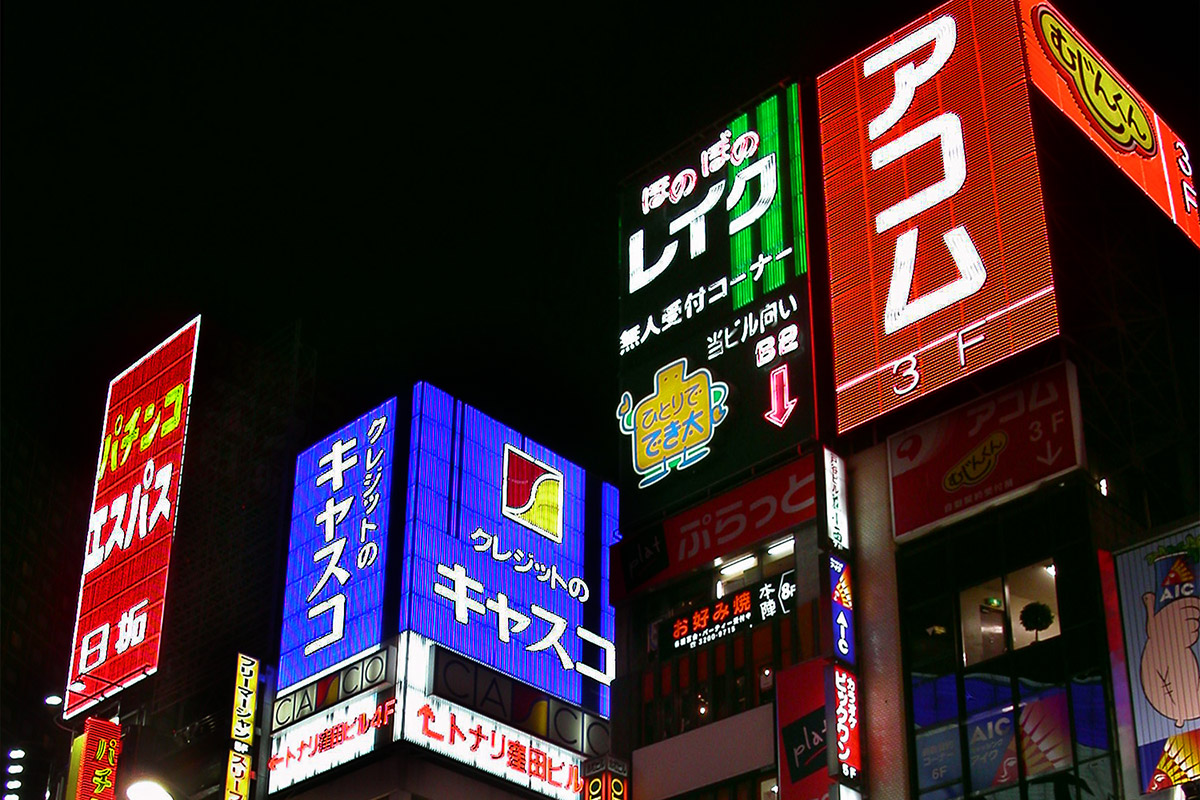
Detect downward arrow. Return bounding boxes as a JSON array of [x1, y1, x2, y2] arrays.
[[1035, 441, 1063, 466], [764, 364, 798, 428]]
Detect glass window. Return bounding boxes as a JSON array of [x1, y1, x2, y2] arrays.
[[1007, 560, 1060, 649], [912, 672, 962, 794], [963, 671, 1017, 791], [1016, 679, 1073, 777], [960, 578, 1006, 666], [1070, 671, 1110, 761], [908, 599, 958, 671]]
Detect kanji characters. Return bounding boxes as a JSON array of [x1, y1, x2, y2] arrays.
[[112, 599, 148, 654]]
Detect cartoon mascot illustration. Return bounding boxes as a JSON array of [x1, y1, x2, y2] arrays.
[[1141, 589, 1200, 727]]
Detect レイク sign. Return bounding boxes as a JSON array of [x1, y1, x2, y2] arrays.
[[616, 84, 816, 525], [818, 0, 1057, 432], [278, 398, 397, 691], [1018, 0, 1199, 250], [66, 317, 201, 719]]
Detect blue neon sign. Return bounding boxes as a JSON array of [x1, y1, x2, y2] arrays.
[[278, 397, 397, 690], [399, 383, 618, 716]]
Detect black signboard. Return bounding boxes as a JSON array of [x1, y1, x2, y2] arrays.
[[616, 84, 816, 525]]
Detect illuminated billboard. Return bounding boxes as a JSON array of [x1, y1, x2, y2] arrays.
[[1115, 524, 1200, 790], [65, 316, 201, 719], [817, 0, 1058, 432], [1019, 0, 1199, 250], [278, 397, 397, 691], [398, 632, 587, 800], [224, 654, 259, 800], [400, 383, 619, 716], [616, 83, 815, 523], [72, 718, 122, 800]]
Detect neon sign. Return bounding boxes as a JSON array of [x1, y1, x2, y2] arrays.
[[616, 358, 728, 487], [398, 632, 587, 800], [817, 0, 1057, 432], [617, 83, 815, 523], [66, 317, 201, 719], [278, 398, 397, 691], [224, 654, 259, 800], [400, 383, 618, 716], [1019, 0, 1199, 249]]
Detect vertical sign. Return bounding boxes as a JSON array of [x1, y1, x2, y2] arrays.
[[616, 83, 816, 524], [66, 317, 201, 718], [818, 0, 1058, 432], [278, 398, 397, 691], [74, 718, 122, 800], [1019, 0, 1200, 249], [1115, 524, 1200, 790], [225, 654, 259, 800], [777, 659, 830, 800], [831, 665, 862, 786]]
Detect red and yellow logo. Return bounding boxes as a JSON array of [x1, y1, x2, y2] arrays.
[[501, 444, 564, 544], [1033, 4, 1155, 157], [943, 432, 1007, 493]]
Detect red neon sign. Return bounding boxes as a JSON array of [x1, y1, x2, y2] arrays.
[[1019, 0, 1199, 250], [75, 718, 122, 800], [818, 0, 1058, 432], [65, 317, 201, 718]]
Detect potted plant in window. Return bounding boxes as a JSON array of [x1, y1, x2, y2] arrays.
[[1019, 601, 1054, 642]]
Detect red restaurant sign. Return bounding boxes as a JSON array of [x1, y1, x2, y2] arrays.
[[888, 361, 1084, 541], [818, 0, 1058, 432], [1019, 0, 1199, 250], [65, 317, 201, 718], [617, 455, 815, 596]]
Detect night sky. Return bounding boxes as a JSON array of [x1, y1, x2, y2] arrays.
[[2, 0, 1197, 748]]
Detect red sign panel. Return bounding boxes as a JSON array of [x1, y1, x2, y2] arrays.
[[818, 0, 1058, 432], [776, 659, 830, 800], [1019, 0, 1200, 250], [616, 455, 816, 597], [75, 718, 122, 800], [832, 664, 862, 784], [888, 361, 1083, 541], [65, 317, 201, 718]]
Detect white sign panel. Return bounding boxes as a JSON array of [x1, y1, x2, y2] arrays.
[[824, 447, 850, 550], [397, 633, 586, 800], [266, 692, 391, 792]]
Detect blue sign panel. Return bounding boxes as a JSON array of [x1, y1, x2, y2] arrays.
[[400, 383, 618, 716], [829, 554, 856, 667], [278, 398, 397, 690]]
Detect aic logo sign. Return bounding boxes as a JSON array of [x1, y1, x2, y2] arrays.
[[502, 444, 564, 544], [818, 0, 1057, 432]]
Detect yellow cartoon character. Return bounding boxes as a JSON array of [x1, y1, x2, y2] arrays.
[[616, 358, 728, 488]]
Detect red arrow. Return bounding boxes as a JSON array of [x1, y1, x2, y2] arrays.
[[764, 364, 798, 428]]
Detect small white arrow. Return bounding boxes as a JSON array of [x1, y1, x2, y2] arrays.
[[1035, 441, 1062, 466]]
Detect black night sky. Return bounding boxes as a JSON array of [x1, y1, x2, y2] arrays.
[[2, 0, 1197, 763]]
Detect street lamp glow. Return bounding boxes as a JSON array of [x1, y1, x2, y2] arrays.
[[5, 752, 22, 761], [43, 695, 62, 707], [126, 781, 173, 800], [5, 767, 22, 775], [7, 780, 21, 789], [5, 791, 19, 800]]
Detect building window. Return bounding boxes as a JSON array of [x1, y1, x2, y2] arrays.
[[960, 561, 1060, 667]]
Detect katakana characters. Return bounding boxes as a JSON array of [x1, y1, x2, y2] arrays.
[[316, 438, 358, 491], [84, 458, 174, 574], [471, 530, 591, 604], [529, 605, 574, 669], [486, 593, 531, 643], [434, 563, 486, 624], [98, 382, 186, 479]]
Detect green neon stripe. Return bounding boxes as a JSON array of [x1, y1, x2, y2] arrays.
[[728, 112, 753, 310], [757, 94, 786, 296], [787, 83, 808, 277]]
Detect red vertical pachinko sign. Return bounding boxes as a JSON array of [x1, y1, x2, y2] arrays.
[[1019, 0, 1199, 250], [818, 0, 1058, 432], [65, 317, 201, 718], [75, 718, 122, 800]]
